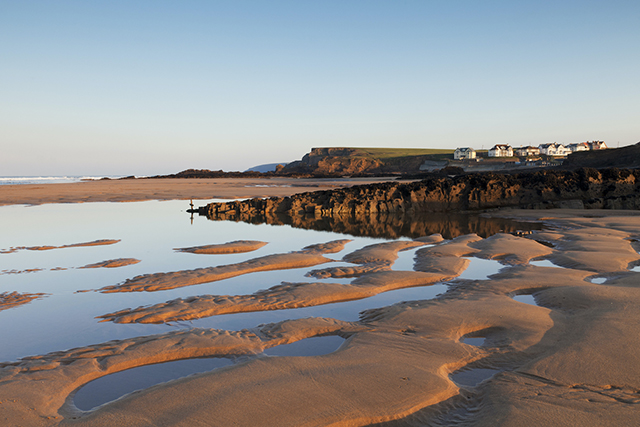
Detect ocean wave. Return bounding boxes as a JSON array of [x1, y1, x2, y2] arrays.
[[0, 176, 125, 185]]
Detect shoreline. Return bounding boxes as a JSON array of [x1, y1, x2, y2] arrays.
[[0, 177, 401, 206]]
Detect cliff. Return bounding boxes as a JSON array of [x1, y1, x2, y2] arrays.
[[282, 147, 453, 176]]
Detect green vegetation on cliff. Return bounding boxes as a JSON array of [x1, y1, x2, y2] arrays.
[[283, 147, 454, 175], [342, 147, 454, 158]]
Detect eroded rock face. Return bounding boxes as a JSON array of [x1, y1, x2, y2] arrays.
[[201, 169, 640, 234], [283, 148, 385, 175]]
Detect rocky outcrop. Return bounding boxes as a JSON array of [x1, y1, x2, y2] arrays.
[[199, 169, 640, 237], [204, 168, 640, 214], [283, 148, 384, 175]]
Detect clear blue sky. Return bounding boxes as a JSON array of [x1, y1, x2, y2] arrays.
[[2, 0, 639, 176]]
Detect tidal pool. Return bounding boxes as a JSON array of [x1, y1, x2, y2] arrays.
[[513, 294, 538, 306], [73, 357, 234, 411], [457, 257, 505, 280], [0, 199, 543, 410]]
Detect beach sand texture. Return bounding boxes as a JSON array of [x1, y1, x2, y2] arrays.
[[0, 180, 639, 426]]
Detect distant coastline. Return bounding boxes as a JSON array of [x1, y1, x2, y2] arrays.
[[0, 176, 130, 186]]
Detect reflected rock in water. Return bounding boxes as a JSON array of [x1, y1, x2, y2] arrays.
[[202, 209, 541, 240]]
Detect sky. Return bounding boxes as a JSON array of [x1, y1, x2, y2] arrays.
[[1, 0, 639, 176]]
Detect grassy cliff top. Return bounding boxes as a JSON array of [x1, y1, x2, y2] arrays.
[[312, 147, 454, 159]]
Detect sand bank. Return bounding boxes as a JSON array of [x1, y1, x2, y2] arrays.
[[0, 291, 48, 311], [92, 239, 351, 293], [79, 259, 141, 269], [1, 239, 120, 254], [0, 177, 399, 206], [174, 240, 268, 254]]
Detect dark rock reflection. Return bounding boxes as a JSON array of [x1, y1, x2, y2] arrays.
[[202, 211, 542, 240]]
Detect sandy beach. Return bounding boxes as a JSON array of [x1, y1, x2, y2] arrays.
[[1, 179, 639, 426], [0, 177, 400, 206]]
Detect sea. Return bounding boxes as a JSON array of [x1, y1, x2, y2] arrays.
[[0, 176, 131, 185]]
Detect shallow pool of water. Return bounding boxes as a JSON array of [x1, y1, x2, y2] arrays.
[[529, 259, 563, 268], [460, 337, 486, 347], [73, 357, 234, 411], [264, 335, 345, 357], [0, 201, 394, 362], [73, 335, 347, 412], [513, 294, 538, 306], [450, 368, 502, 388], [0, 201, 467, 363], [391, 245, 427, 271], [0, 199, 552, 418], [457, 258, 505, 280]]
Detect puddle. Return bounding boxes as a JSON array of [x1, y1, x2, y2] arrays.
[[264, 335, 345, 357], [590, 277, 607, 284], [73, 357, 234, 411], [630, 265, 640, 272], [460, 337, 485, 347], [513, 294, 538, 306], [391, 245, 430, 272], [456, 258, 504, 280], [75, 336, 346, 411], [450, 368, 502, 388], [529, 259, 562, 268]]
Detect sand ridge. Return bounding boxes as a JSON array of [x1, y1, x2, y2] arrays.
[[97, 240, 438, 324], [0, 291, 48, 312], [1, 239, 120, 254], [92, 239, 351, 293], [97, 270, 447, 324], [79, 258, 141, 269], [2, 211, 640, 426], [174, 240, 268, 254]]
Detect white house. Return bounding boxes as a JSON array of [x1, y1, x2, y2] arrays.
[[488, 144, 513, 157], [454, 147, 476, 160], [539, 143, 571, 156], [516, 146, 540, 157], [567, 142, 590, 152], [588, 141, 607, 150]]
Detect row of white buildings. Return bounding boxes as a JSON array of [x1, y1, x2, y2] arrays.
[[454, 141, 607, 160]]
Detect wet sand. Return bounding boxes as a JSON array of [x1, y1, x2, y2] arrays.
[[0, 177, 400, 206], [1, 181, 639, 426]]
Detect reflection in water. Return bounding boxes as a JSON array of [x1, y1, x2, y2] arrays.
[[202, 211, 542, 240]]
